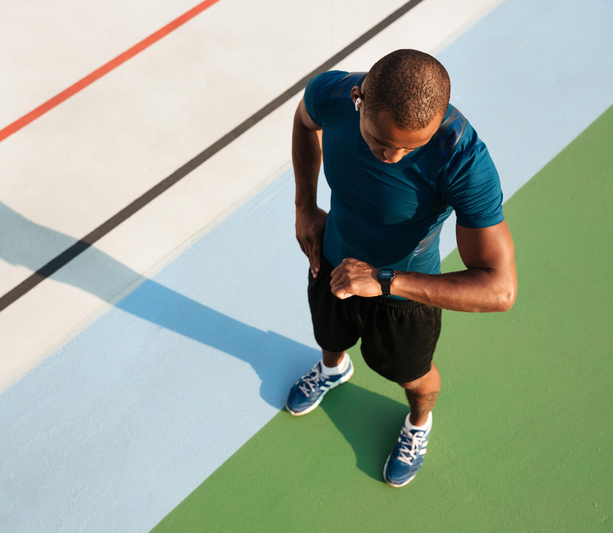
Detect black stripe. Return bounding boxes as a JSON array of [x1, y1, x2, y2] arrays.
[[0, 0, 425, 314]]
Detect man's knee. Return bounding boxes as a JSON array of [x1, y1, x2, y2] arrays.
[[399, 364, 440, 392]]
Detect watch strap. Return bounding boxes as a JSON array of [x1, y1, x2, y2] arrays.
[[378, 269, 395, 296], [380, 278, 391, 296]]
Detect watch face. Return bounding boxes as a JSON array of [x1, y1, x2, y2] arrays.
[[379, 269, 394, 280]]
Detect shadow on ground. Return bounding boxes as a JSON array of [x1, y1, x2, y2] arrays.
[[321, 382, 408, 482], [0, 201, 318, 407]]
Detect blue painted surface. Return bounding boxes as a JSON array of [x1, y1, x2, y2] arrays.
[[0, 176, 322, 532], [2, 0, 613, 531]]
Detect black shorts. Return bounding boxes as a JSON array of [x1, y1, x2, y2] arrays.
[[308, 255, 442, 384]]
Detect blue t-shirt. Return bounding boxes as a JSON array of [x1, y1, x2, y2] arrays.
[[304, 70, 504, 275]]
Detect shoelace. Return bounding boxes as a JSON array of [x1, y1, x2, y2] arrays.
[[397, 427, 427, 465], [298, 364, 326, 396]]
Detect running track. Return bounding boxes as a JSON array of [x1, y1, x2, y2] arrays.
[[1, 0, 612, 530]]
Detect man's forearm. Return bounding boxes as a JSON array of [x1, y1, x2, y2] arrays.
[[391, 268, 516, 313], [292, 120, 322, 210]]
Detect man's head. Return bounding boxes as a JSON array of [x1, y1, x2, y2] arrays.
[[351, 49, 451, 164]]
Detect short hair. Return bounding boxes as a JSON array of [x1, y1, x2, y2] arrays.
[[363, 49, 450, 130]]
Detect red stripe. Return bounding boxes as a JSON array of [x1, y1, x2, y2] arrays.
[[0, 0, 221, 143]]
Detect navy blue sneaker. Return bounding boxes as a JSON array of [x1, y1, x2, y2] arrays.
[[285, 358, 354, 416], [383, 413, 432, 487]]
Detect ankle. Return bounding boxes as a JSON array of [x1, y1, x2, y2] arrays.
[[321, 353, 349, 375], [407, 411, 432, 429]]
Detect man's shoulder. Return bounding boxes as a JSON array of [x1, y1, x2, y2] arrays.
[[304, 71, 367, 125], [419, 105, 488, 169], [429, 105, 470, 160], [306, 71, 367, 101]]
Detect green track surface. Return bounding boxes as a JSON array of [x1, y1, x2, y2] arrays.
[[154, 106, 613, 532]]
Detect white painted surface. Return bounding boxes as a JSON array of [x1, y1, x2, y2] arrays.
[[0, 0, 202, 126]]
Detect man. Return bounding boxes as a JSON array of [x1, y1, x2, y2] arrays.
[[286, 49, 517, 487]]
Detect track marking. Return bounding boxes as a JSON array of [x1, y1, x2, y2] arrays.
[[0, 0, 221, 143], [0, 0, 425, 314]]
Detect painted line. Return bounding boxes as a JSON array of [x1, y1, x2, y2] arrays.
[[0, 0, 222, 144], [0, 0, 426, 314]]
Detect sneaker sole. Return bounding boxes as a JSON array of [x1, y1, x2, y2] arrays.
[[382, 455, 416, 488], [285, 363, 354, 416]]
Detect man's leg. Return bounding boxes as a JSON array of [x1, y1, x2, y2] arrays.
[[286, 259, 359, 416], [322, 349, 346, 368], [399, 363, 440, 426], [383, 363, 439, 487]]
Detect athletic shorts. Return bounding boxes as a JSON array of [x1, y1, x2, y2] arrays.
[[308, 255, 442, 384]]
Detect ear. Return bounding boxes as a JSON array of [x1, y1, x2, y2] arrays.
[[350, 86, 364, 107]]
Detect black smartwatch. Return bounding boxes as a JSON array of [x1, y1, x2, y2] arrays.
[[378, 269, 395, 296]]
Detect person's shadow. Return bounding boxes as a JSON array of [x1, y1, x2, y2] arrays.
[[0, 201, 319, 407], [1, 200, 416, 481], [321, 382, 408, 481]]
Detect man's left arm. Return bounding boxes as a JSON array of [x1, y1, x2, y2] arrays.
[[329, 220, 517, 312]]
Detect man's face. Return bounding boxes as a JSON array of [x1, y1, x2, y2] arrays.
[[352, 87, 444, 164], [359, 109, 444, 164]]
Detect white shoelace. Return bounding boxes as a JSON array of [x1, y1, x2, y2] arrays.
[[298, 364, 326, 397], [397, 427, 427, 465]]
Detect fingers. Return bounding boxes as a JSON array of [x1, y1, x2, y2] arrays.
[[330, 280, 352, 299], [330, 261, 350, 299], [310, 239, 322, 278], [330, 258, 379, 299], [330, 258, 352, 285], [297, 236, 322, 278]]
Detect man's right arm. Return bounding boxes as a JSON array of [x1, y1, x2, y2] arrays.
[[292, 98, 327, 278]]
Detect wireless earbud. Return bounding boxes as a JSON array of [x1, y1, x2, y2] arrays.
[[354, 97, 361, 111]]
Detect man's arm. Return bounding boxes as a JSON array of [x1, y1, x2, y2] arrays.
[[329, 220, 517, 312], [293, 99, 328, 278]]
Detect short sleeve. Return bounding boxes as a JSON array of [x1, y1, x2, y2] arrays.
[[303, 73, 327, 125], [443, 143, 505, 229], [303, 71, 346, 127]]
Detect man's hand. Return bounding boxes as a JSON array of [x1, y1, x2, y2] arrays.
[[296, 207, 328, 278], [330, 258, 381, 299]]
